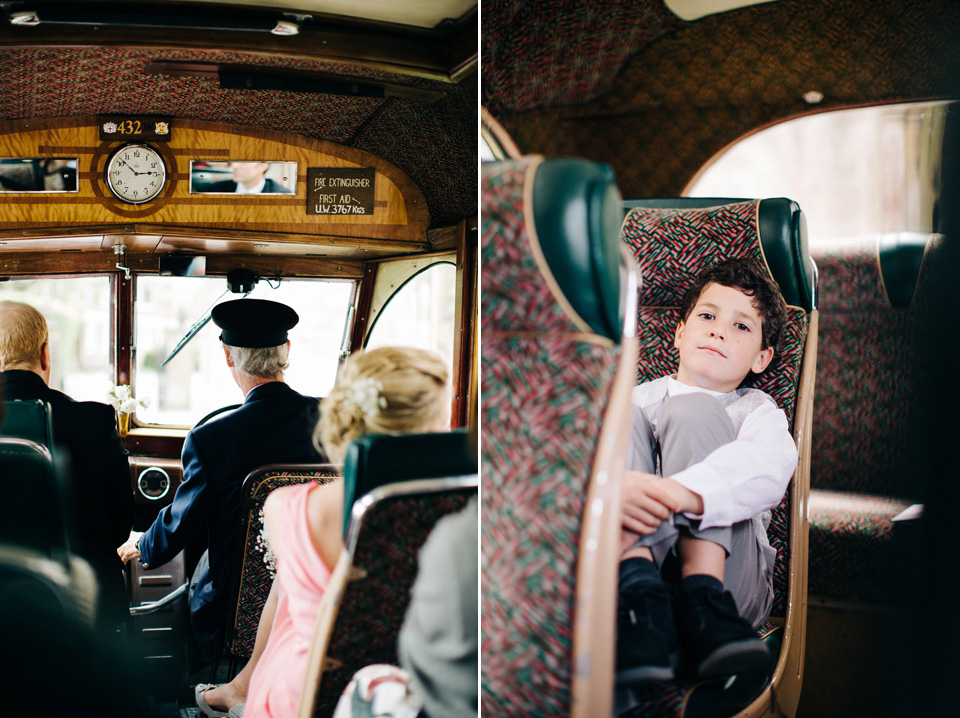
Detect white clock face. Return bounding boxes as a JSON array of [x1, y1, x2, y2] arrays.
[[105, 144, 166, 204]]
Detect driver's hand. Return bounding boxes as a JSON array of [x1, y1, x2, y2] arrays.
[[117, 531, 143, 563]]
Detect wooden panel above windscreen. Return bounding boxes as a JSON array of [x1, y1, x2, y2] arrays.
[[0, 117, 429, 249]]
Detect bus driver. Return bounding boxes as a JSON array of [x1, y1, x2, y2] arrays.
[[117, 298, 326, 658]]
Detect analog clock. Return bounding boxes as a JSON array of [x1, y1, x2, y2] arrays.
[[105, 143, 166, 204]]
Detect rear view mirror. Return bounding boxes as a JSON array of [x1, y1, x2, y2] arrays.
[[159, 255, 206, 277]]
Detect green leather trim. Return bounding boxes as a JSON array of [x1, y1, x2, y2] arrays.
[[341, 429, 475, 537], [757, 198, 816, 311], [877, 231, 930, 309], [622, 197, 817, 311], [680, 626, 782, 717], [1, 399, 55, 446], [533, 159, 625, 341]]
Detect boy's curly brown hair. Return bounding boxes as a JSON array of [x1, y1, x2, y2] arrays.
[[679, 258, 787, 352]]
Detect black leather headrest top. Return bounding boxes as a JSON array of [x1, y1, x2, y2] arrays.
[[533, 158, 625, 340]]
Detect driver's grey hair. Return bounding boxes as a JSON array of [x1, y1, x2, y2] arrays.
[[225, 343, 290, 378]]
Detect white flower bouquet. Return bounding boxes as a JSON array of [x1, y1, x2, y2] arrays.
[[106, 384, 150, 414]]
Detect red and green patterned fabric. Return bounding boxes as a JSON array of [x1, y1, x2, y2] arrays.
[[807, 489, 914, 603], [622, 199, 808, 615], [617, 200, 809, 716], [481, 158, 624, 716], [227, 467, 340, 659], [805, 239, 928, 603], [812, 242, 921, 498], [309, 487, 474, 718]]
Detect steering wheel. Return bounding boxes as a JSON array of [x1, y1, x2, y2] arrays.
[[193, 404, 241, 429]]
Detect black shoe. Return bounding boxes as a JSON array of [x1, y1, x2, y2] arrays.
[[615, 574, 679, 685], [676, 582, 770, 680]]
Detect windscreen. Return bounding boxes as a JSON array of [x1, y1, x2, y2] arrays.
[[135, 275, 354, 427]]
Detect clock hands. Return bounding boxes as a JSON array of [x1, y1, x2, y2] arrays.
[[116, 158, 142, 176], [116, 158, 162, 178], [107, 145, 165, 204]]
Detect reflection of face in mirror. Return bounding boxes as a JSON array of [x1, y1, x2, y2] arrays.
[[192, 161, 295, 194], [231, 162, 270, 191]]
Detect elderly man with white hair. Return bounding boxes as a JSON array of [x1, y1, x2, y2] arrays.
[[118, 298, 326, 659]]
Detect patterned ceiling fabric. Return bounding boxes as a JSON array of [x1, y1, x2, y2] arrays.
[[480, 0, 684, 114], [491, 0, 960, 198], [501, 103, 798, 201], [0, 48, 476, 227], [353, 70, 477, 228]]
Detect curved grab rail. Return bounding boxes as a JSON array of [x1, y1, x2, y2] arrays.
[[128, 580, 189, 616]]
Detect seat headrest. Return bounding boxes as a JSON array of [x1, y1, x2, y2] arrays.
[[1, 400, 55, 446], [878, 231, 933, 309], [0, 438, 67, 560], [532, 159, 626, 339], [623, 197, 817, 311], [340, 429, 476, 536]]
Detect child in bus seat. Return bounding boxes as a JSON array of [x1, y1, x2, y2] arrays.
[[616, 258, 798, 690], [195, 347, 451, 718]]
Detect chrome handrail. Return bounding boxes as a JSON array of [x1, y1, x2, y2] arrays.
[[129, 581, 189, 616]]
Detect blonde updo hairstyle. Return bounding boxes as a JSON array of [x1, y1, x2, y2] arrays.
[[316, 347, 449, 464]]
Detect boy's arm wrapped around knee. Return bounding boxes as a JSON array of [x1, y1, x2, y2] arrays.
[[621, 471, 704, 536]]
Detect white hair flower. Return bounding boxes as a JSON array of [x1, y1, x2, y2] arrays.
[[347, 377, 387, 417]]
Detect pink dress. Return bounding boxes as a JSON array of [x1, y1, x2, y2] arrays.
[[246, 482, 333, 717]]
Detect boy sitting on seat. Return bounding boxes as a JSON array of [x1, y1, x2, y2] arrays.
[[616, 257, 798, 687]]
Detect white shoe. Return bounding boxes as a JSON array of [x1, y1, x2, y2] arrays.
[[195, 683, 229, 718]]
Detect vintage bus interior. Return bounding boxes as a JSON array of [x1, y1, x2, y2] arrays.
[[482, 1, 960, 716], [0, 0, 477, 715]]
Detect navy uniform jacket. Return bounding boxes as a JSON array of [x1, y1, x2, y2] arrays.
[[206, 178, 293, 194], [138, 381, 325, 656], [1, 369, 133, 628]]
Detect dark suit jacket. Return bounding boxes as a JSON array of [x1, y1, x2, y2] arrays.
[[206, 177, 293, 194], [1, 369, 133, 627], [139, 381, 325, 656]]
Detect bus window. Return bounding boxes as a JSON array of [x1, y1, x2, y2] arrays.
[[0, 276, 112, 402], [365, 262, 456, 374], [686, 100, 953, 243], [135, 276, 354, 427]]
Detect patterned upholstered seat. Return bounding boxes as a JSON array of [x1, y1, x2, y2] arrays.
[[481, 157, 639, 716], [807, 232, 932, 603], [807, 490, 914, 603], [618, 198, 818, 718], [297, 431, 478, 718], [219, 463, 340, 673]]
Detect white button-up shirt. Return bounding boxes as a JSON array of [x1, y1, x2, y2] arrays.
[[631, 376, 798, 529]]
